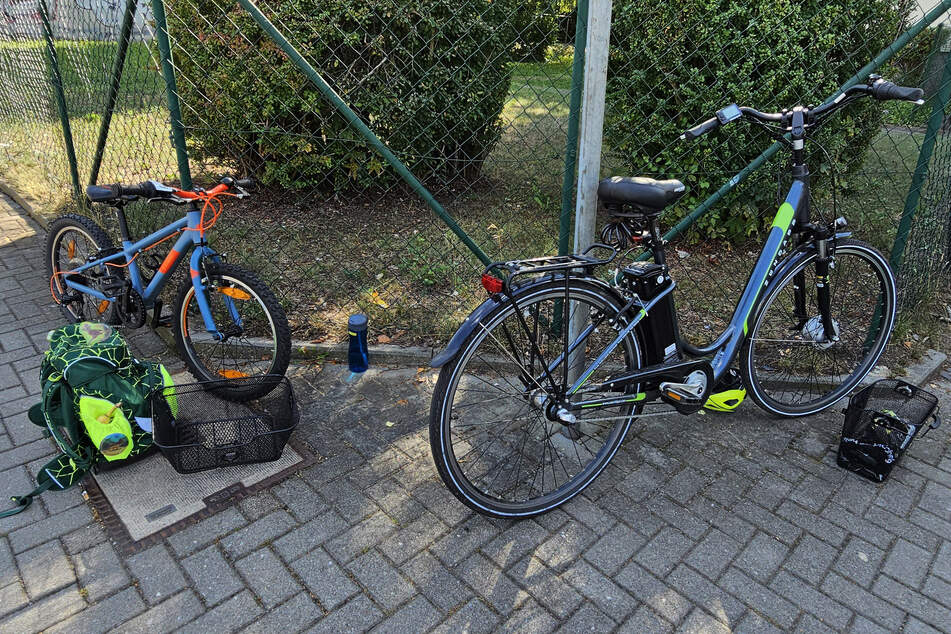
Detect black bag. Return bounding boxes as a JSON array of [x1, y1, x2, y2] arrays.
[[837, 379, 940, 482]]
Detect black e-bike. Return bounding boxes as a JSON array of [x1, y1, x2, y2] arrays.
[[429, 75, 922, 518]]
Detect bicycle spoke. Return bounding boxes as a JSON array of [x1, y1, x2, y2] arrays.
[[434, 282, 642, 514]]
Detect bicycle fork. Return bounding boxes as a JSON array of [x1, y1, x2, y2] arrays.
[[188, 247, 242, 341], [792, 236, 838, 346]]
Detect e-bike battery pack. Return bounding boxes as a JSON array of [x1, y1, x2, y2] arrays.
[[618, 262, 678, 364]]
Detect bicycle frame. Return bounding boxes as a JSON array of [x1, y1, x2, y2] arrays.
[[60, 205, 234, 340], [563, 177, 808, 410]]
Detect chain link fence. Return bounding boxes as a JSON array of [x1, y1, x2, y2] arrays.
[[2, 0, 950, 352], [0, 0, 173, 206], [602, 1, 951, 347], [1, 0, 576, 346]]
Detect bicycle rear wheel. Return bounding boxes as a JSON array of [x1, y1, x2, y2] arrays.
[[741, 239, 896, 416], [429, 278, 644, 518], [45, 214, 118, 324]]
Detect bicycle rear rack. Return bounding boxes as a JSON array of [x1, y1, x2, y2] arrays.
[[486, 244, 617, 293]]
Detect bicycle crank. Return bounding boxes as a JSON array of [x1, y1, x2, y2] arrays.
[[118, 285, 147, 329]]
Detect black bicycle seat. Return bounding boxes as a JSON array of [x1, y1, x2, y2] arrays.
[[599, 176, 686, 211]]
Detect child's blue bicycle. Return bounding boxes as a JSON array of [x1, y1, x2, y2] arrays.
[[45, 177, 290, 399]]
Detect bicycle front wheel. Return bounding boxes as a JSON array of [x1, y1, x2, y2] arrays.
[[173, 262, 290, 400], [741, 239, 896, 416], [430, 278, 644, 518]]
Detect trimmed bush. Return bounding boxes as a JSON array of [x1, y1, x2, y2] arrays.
[[606, 0, 908, 240], [167, 0, 519, 189], [511, 0, 559, 62]]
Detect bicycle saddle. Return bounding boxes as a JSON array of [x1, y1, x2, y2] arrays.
[[598, 176, 686, 212]]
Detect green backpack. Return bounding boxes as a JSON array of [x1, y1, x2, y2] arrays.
[[1, 322, 174, 517]]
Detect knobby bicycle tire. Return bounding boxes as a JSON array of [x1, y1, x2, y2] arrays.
[[172, 262, 291, 401], [46, 214, 118, 324]]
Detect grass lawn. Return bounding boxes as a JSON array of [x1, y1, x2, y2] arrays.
[[0, 40, 176, 207]]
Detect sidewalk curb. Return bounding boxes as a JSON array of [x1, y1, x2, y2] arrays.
[[875, 348, 947, 386], [157, 319, 947, 382], [0, 179, 49, 229], [153, 327, 439, 367]]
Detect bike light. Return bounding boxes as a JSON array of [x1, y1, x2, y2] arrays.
[[481, 273, 504, 294]]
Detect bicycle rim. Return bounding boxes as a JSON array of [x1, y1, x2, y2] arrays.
[[50, 224, 112, 322], [434, 282, 642, 516], [179, 274, 280, 380], [745, 242, 895, 415]]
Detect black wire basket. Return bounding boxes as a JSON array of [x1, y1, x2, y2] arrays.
[[838, 379, 940, 483], [150, 375, 299, 474]]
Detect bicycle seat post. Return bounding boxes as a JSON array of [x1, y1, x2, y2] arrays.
[[113, 200, 133, 244]]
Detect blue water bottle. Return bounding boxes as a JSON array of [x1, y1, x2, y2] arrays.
[[348, 314, 369, 373]]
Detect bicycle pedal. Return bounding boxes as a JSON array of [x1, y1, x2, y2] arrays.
[[659, 371, 709, 415], [660, 389, 704, 415]]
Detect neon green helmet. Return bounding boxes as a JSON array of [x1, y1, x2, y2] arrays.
[[703, 369, 746, 412], [704, 388, 747, 412]]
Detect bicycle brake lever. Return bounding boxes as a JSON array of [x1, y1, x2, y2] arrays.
[[146, 195, 189, 205]]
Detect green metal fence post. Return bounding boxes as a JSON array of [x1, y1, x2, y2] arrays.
[[151, 0, 192, 189], [233, 0, 490, 265], [558, 0, 589, 256], [38, 0, 83, 205], [89, 0, 137, 186], [889, 32, 951, 272]]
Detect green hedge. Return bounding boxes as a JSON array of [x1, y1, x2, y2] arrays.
[[511, 0, 559, 62], [606, 0, 908, 240], [168, 0, 519, 189]]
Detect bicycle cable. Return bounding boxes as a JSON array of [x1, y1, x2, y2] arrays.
[[808, 134, 840, 225], [50, 190, 238, 305]]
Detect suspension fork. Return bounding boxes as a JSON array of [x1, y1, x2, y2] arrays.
[[815, 237, 837, 340]]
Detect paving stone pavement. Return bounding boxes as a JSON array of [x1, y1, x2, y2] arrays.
[[2, 190, 951, 632]]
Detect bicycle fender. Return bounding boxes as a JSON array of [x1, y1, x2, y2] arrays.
[[430, 275, 627, 368], [431, 294, 503, 368], [768, 242, 815, 285]]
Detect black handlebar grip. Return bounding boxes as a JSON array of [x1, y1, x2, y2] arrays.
[[235, 178, 255, 190], [119, 181, 158, 198], [871, 81, 924, 102], [683, 117, 719, 140], [85, 184, 121, 202]]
